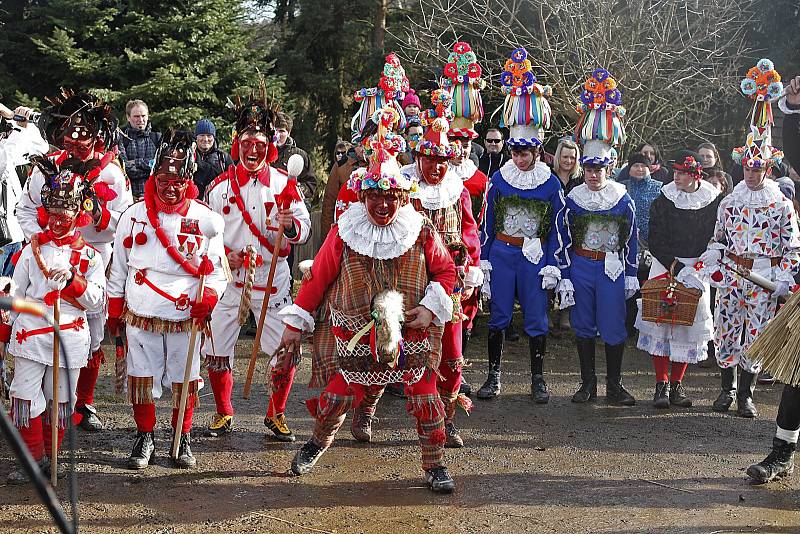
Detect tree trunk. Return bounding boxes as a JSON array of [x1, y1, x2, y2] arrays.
[[373, 0, 387, 52]]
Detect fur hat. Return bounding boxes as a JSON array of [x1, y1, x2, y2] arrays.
[[39, 88, 118, 151]]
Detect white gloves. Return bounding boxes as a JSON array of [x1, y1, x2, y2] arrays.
[[480, 260, 492, 299], [47, 269, 71, 291], [676, 268, 705, 291], [773, 280, 791, 299], [698, 249, 722, 269], [557, 279, 575, 309]]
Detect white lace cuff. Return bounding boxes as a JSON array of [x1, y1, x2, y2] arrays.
[[775, 268, 796, 284], [464, 266, 484, 288], [480, 259, 492, 272], [778, 97, 800, 115], [420, 281, 453, 327], [539, 265, 561, 281], [556, 278, 574, 293], [625, 275, 640, 292], [278, 303, 315, 332]]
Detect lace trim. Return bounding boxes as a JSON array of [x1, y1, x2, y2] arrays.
[[419, 281, 453, 327], [624, 275, 640, 291], [278, 303, 315, 332], [337, 203, 423, 260], [568, 181, 627, 211], [499, 160, 552, 190], [404, 164, 463, 210], [539, 265, 561, 280], [661, 180, 719, 210], [778, 97, 800, 115], [449, 160, 478, 181], [728, 179, 784, 208]]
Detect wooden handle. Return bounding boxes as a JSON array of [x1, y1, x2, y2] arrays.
[[51, 297, 60, 487], [243, 229, 284, 399], [171, 273, 207, 459]]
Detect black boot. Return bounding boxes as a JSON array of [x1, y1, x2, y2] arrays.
[[572, 337, 597, 403], [669, 381, 692, 407], [505, 321, 520, 342], [126, 431, 155, 470], [173, 433, 196, 469], [712, 366, 737, 412], [529, 335, 549, 404], [425, 466, 455, 494], [75, 404, 103, 431], [747, 437, 796, 483], [653, 381, 670, 409], [477, 329, 503, 399], [736, 370, 758, 418], [291, 439, 328, 475], [605, 343, 636, 406]]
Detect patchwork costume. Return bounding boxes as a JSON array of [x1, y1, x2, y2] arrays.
[[3, 158, 106, 483], [203, 98, 311, 440], [16, 90, 133, 430], [557, 68, 639, 405], [635, 164, 722, 408], [107, 132, 228, 469], [478, 47, 565, 402], [280, 112, 459, 492]]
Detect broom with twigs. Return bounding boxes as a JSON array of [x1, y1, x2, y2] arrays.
[[748, 289, 800, 387]]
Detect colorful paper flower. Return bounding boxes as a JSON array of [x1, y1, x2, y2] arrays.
[[467, 63, 482, 78], [444, 63, 459, 78], [741, 78, 757, 95], [592, 68, 610, 82], [511, 47, 527, 62], [454, 41, 471, 54], [757, 58, 775, 73], [767, 82, 783, 99], [500, 71, 514, 86], [605, 88, 622, 105]]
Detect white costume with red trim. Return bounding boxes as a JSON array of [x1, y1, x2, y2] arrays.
[[5, 232, 105, 426]]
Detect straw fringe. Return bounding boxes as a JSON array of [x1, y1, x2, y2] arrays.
[[127, 375, 154, 404], [11, 397, 31, 428], [748, 290, 800, 386], [124, 309, 194, 334], [171, 380, 200, 409]]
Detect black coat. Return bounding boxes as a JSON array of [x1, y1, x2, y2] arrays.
[[195, 145, 233, 199]]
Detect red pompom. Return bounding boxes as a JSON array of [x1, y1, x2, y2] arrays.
[[228, 196, 236, 204], [222, 205, 230, 214], [428, 428, 447, 447], [123, 235, 133, 249], [36, 206, 49, 228], [135, 232, 148, 245], [711, 270, 724, 283], [93, 181, 117, 202], [197, 255, 214, 276]]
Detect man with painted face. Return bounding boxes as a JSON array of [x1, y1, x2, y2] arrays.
[[204, 97, 311, 440], [107, 131, 228, 469], [557, 69, 638, 406], [402, 117, 482, 449], [2, 157, 106, 483], [276, 107, 457, 492], [16, 89, 133, 432]]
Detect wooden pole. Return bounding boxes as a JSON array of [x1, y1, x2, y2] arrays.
[[171, 271, 208, 459], [50, 296, 60, 486], [243, 229, 284, 399]]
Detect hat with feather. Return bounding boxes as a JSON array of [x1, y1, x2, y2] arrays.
[[228, 81, 279, 164], [38, 88, 118, 152]]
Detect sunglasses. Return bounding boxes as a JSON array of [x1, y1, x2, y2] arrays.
[[335, 151, 347, 156], [485, 139, 502, 144]]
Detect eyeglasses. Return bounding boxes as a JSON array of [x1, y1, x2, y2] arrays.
[[485, 139, 502, 144]]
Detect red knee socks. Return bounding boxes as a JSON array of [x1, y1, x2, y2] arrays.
[[76, 349, 104, 408], [132, 403, 156, 433], [208, 369, 234, 416], [42, 421, 65, 456], [652, 356, 670, 383], [670, 362, 688, 383], [267, 366, 296, 417], [16, 415, 45, 461], [171, 397, 195, 434]]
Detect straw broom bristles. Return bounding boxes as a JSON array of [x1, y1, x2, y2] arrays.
[[748, 290, 800, 386]]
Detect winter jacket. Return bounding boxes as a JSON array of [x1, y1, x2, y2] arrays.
[[478, 151, 509, 179], [274, 137, 318, 203], [321, 152, 367, 237], [119, 123, 161, 196], [195, 144, 234, 199]]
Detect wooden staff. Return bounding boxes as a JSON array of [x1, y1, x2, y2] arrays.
[[242, 154, 305, 399], [50, 295, 60, 486], [171, 266, 208, 459]]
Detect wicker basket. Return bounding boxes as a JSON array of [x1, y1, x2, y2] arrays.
[[640, 263, 702, 327]]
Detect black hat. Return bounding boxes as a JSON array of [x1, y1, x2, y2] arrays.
[[39, 88, 118, 150]]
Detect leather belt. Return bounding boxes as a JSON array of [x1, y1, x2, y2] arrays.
[[573, 247, 606, 261], [726, 252, 780, 270], [496, 232, 529, 247]]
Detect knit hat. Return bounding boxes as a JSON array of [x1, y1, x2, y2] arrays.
[[195, 118, 216, 137], [402, 89, 421, 110], [498, 47, 552, 148], [732, 58, 784, 169], [440, 41, 484, 139], [39, 88, 118, 151], [348, 107, 416, 193], [627, 152, 650, 167], [574, 68, 626, 165], [351, 53, 409, 142]]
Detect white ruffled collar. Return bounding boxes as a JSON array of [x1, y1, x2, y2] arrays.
[[729, 179, 784, 208], [337, 202, 423, 260], [448, 159, 478, 181], [568, 181, 626, 211], [661, 180, 719, 210], [498, 160, 552, 190], [404, 163, 463, 210]]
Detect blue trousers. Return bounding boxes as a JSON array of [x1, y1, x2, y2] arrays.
[[569, 255, 627, 345], [488, 241, 549, 337]]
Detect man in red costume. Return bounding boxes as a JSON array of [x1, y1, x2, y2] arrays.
[[402, 117, 482, 448], [108, 131, 228, 469], [16, 89, 133, 432], [203, 97, 310, 440], [277, 108, 458, 493]]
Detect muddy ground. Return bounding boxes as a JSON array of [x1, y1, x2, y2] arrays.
[[1, 314, 799, 534]]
